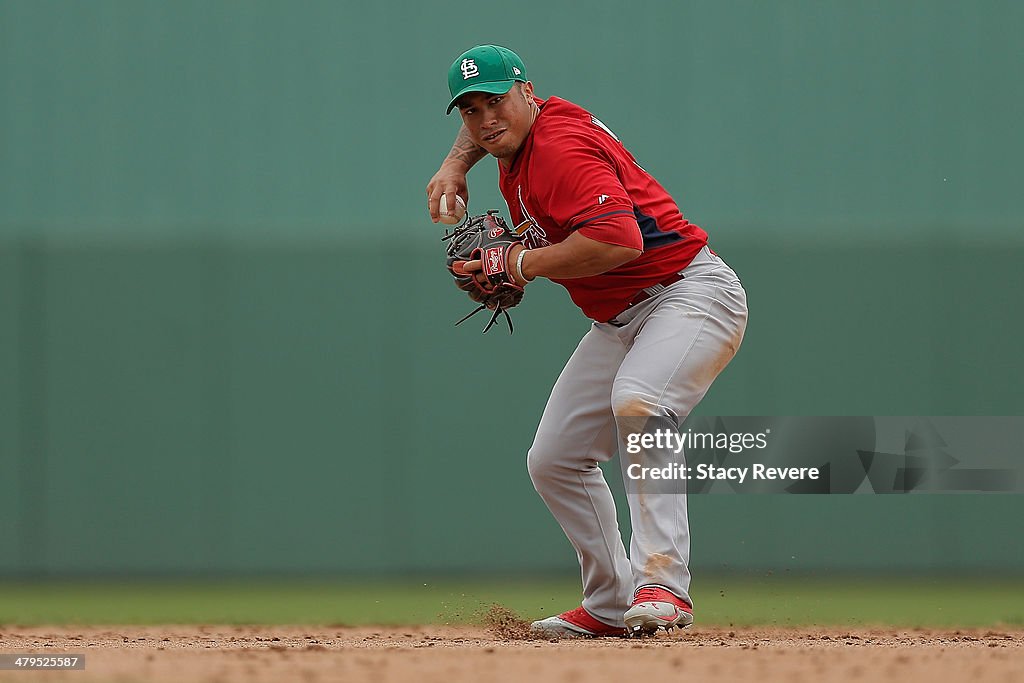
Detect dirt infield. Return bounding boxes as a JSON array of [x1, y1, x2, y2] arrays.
[[1, 624, 1021, 682]]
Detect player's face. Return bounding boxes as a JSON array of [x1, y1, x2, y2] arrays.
[[457, 82, 538, 166]]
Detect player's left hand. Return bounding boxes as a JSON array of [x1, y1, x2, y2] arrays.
[[451, 258, 489, 290], [453, 242, 528, 289]]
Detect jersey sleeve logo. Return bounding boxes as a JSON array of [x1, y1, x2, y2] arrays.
[[598, 194, 609, 204]]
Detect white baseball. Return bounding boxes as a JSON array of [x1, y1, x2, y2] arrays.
[[438, 194, 467, 225]]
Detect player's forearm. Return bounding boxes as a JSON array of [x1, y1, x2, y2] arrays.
[[519, 233, 641, 281], [443, 125, 487, 170]]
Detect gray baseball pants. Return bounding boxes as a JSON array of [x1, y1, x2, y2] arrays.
[[527, 245, 748, 627]]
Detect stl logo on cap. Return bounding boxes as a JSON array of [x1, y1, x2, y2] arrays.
[[461, 58, 479, 80]]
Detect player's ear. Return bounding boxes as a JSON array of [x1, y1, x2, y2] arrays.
[[521, 81, 534, 100]]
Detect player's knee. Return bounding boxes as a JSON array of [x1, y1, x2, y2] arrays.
[[611, 390, 661, 418], [526, 444, 559, 490]]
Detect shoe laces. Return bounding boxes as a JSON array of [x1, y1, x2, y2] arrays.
[[633, 586, 667, 603], [563, 606, 589, 620]]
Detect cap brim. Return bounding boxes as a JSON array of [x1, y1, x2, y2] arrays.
[[446, 80, 517, 114]]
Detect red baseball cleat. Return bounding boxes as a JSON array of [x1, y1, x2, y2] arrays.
[[623, 585, 694, 635], [530, 606, 627, 638]]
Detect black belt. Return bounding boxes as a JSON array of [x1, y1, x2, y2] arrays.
[[606, 271, 686, 327]]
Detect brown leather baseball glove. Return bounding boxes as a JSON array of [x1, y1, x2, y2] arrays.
[[442, 210, 525, 333]]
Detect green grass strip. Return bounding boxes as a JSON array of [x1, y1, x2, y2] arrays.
[[0, 576, 1021, 627]]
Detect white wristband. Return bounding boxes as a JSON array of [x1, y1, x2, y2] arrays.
[[515, 248, 534, 285]]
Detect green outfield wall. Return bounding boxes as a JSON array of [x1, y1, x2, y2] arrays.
[[1, 1, 1022, 575]]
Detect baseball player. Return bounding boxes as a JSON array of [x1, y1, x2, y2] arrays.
[[427, 45, 748, 637]]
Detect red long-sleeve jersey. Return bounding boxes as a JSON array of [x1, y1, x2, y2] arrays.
[[499, 97, 709, 322]]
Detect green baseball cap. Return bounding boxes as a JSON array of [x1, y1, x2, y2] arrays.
[[446, 45, 528, 114]]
